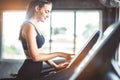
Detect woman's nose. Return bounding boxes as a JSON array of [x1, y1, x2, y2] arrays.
[[46, 15, 49, 18], [46, 14, 49, 18], [46, 13, 50, 18]]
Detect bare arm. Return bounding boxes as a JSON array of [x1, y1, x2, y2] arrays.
[[22, 23, 73, 62], [45, 60, 58, 69], [32, 52, 71, 61]]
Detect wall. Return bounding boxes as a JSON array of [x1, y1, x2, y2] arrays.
[[0, 0, 104, 10]]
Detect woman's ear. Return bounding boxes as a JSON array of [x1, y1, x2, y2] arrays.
[[35, 5, 40, 12]]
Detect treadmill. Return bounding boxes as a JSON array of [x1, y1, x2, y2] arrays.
[[40, 21, 120, 80], [70, 21, 120, 80]]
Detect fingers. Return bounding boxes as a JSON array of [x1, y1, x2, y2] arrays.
[[58, 62, 69, 69], [66, 54, 75, 61], [71, 54, 75, 59], [68, 53, 75, 57]]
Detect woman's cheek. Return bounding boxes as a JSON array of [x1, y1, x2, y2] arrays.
[[37, 17, 44, 22]]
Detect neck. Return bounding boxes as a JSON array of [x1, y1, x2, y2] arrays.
[[25, 18, 38, 26], [29, 18, 38, 24]]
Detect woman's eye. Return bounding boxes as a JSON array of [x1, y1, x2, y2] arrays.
[[45, 10, 49, 14]]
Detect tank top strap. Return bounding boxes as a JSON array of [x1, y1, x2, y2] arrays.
[[25, 21, 42, 35]]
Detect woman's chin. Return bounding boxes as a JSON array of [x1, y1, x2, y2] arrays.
[[39, 19, 45, 23]]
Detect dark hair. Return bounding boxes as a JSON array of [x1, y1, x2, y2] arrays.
[[26, 0, 52, 20]]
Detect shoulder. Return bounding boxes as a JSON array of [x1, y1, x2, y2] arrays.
[[22, 22, 36, 36], [22, 22, 35, 32]]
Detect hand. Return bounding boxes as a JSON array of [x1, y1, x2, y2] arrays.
[[56, 61, 70, 70], [56, 52, 75, 61], [66, 54, 75, 61]]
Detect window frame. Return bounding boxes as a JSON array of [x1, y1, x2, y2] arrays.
[[0, 9, 102, 60]]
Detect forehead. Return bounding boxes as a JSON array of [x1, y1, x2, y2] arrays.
[[41, 3, 52, 11]]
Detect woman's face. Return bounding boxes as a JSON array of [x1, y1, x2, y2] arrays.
[[37, 3, 52, 22]]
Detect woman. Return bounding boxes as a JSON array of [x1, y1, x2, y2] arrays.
[[17, 0, 73, 80]]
